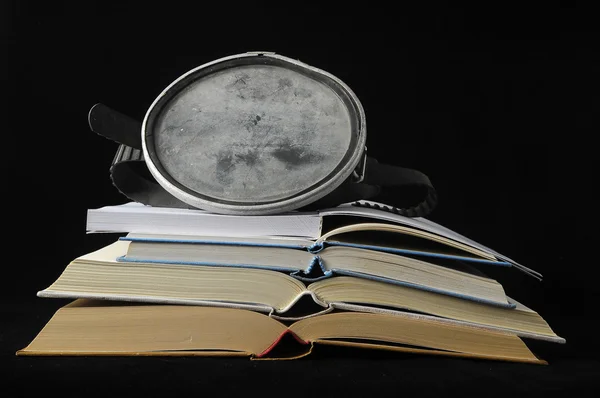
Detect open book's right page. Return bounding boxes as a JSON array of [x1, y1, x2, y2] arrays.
[[319, 201, 542, 279]]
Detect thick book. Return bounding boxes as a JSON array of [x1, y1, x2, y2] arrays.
[[116, 230, 514, 307], [86, 201, 541, 279], [42, 239, 512, 308], [18, 299, 548, 364], [36, 241, 564, 343]]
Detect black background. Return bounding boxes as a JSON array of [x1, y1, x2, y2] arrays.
[[3, 2, 599, 396]]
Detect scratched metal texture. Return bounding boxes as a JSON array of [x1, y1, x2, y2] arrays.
[[152, 64, 353, 203]]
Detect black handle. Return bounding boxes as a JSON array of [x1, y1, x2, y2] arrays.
[[88, 103, 143, 149], [302, 157, 437, 218], [360, 157, 438, 217]]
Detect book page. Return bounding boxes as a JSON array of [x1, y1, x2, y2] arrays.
[[317, 223, 496, 260], [319, 201, 542, 279], [86, 202, 321, 238]]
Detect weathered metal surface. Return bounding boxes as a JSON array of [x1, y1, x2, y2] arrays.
[[142, 52, 366, 214], [153, 64, 352, 203]]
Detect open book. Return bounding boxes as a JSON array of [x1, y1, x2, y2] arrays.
[[86, 201, 542, 280], [18, 299, 548, 364], [37, 241, 563, 343], [117, 230, 513, 307]]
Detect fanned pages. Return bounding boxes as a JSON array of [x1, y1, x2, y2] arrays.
[[47, 240, 512, 307], [86, 201, 542, 279], [18, 300, 546, 364], [37, 241, 563, 343]]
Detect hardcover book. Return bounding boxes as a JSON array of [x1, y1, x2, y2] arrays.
[[18, 299, 549, 364], [36, 240, 563, 343], [87, 201, 541, 278]]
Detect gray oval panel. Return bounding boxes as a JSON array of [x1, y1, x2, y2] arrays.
[[152, 64, 353, 203]]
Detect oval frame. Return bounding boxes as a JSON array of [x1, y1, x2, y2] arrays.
[[141, 52, 367, 215]]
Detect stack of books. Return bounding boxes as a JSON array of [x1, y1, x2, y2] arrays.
[[18, 200, 564, 363]]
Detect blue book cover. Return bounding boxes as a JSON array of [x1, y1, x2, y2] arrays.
[[117, 233, 515, 309]]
